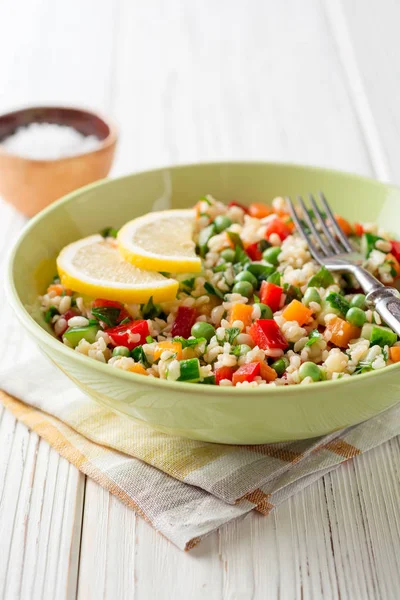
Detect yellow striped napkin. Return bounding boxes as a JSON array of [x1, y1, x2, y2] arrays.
[[1, 356, 399, 550]]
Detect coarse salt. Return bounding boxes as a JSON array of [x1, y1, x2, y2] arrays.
[[1, 122, 100, 160]]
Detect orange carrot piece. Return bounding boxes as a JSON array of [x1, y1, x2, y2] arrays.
[[248, 203, 273, 219], [259, 361, 278, 382], [389, 347, 400, 363], [335, 215, 352, 236], [47, 283, 63, 295], [282, 299, 313, 326], [154, 341, 183, 361], [354, 222, 364, 237], [229, 303, 253, 330], [129, 363, 148, 375], [326, 316, 361, 348], [47, 283, 72, 296]]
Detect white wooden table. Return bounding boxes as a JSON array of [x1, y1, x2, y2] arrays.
[[1, 1, 400, 598]]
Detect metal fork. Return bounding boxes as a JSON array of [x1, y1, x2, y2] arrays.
[[286, 192, 400, 336]]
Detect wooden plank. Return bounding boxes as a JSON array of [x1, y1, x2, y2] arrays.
[[0, 410, 85, 600]]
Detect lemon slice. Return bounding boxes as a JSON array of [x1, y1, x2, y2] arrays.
[[117, 209, 202, 273], [57, 235, 179, 303]]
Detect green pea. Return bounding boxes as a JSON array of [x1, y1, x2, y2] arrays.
[[234, 270, 258, 288], [257, 303, 273, 319], [214, 215, 232, 233], [346, 307, 366, 327], [350, 293, 366, 309], [303, 287, 321, 307], [299, 362, 322, 382], [238, 344, 252, 355], [112, 346, 130, 357], [271, 357, 289, 377], [191, 321, 216, 342], [262, 246, 282, 266], [221, 248, 235, 263], [232, 281, 254, 298]]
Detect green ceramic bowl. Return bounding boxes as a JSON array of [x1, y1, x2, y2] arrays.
[[6, 162, 400, 444]]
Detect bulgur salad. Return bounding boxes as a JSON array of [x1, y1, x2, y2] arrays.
[[39, 196, 400, 387]]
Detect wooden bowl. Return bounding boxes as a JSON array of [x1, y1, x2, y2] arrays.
[[0, 106, 117, 217]]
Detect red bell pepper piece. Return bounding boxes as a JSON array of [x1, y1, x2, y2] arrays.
[[232, 362, 261, 385], [228, 201, 249, 214], [215, 365, 236, 385], [260, 281, 283, 312], [171, 306, 197, 338], [390, 241, 400, 262], [245, 242, 262, 261], [92, 298, 130, 324], [62, 309, 78, 322], [107, 320, 149, 350], [249, 319, 288, 350], [265, 218, 291, 241]]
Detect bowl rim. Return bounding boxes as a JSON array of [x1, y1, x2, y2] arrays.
[[6, 159, 400, 396], [0, 104, 118, 164]]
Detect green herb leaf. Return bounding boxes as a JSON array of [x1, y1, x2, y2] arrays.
[[226, 327, 241, 344], [120, 317, 131, 325], [226, 231, 244, 249], [91, 306, 122, 328], [245, 262, 274, 279], [326, 292, 350, 316], [180, 278, 195, 292], [231, 345, 242, 356], [235, 245, 250, 265], [130, 345, 150, 367], [199, 196, 212, 205], [173, 336, 206, 348], [44, 306, 59, 323], [141, 296, 162, 319], [361, 232, 384, 257], [305, 329, 321, 347], [283, 283, 302, 302], [354, 360, 373, 375], [201, 375, 216, 385], [307, 208, 327, 220], [307, 266, 334, 288], [258, 239, 271, 252], [100, 226, 118, 238], [146, 335, 154, 344], [213, 263, 228, 273], [204, 281, 224, 299], [159, 271, 171, 277], [267, 271, 282, 285]]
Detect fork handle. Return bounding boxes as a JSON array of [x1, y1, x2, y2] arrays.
[[366, 287, 400, 337]]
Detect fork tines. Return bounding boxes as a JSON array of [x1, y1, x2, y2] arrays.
[[286, 192, 353, 260]]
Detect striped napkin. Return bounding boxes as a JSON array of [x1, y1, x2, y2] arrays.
[[1, 355, 400, 551]]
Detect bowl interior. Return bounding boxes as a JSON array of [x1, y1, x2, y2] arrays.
[[0, 106, 112, 144], [11, 162, 400, 314]]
